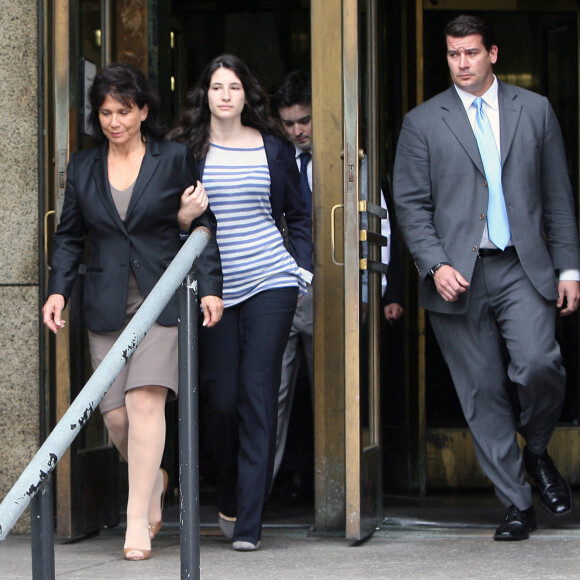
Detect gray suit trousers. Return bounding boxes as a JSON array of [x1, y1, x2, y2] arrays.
[[273, 282, 314, 481], [429, 250, 566, 511]]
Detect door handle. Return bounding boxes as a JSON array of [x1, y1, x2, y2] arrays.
[[44, 210, 56, 270], [331, 203, 344, 266]]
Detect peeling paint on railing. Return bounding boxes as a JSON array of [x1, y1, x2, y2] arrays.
[[0, 227, 210, 541]]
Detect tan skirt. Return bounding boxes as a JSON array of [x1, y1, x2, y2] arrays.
[[89, 272, 178, 414]]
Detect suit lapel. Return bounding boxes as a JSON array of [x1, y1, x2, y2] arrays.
[[91, 142, 127, 232], [126, 138, 161, 220], [440, 87, 485, 176], [441, 83, 522, 172], [497, 82, 521, 166]]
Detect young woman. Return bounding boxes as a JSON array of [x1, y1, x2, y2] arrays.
[[42, 63, 223, 560], [170, 55, 313, 551]]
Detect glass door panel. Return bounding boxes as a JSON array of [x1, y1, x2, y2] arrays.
[[47, 0, 119, 539]]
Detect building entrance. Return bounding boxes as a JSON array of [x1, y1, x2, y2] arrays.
[[41, 0, 580, 540]]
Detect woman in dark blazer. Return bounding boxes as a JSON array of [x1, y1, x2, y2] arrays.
[[42, 63, 223, 560], [170, 54, 313, 551]]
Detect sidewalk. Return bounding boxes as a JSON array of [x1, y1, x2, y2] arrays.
[[2, 494, 580, 579]]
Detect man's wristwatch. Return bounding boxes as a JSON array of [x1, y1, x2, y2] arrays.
[[429, 262, 450, 277]]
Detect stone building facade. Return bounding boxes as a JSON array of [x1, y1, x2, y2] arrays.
[[0, 0, 40, 534]]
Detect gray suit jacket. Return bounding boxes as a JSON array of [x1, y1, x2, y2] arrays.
[[393, 81, 580, 314]]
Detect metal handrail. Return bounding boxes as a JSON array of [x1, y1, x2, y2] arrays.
[[0, 226, 211, 580]]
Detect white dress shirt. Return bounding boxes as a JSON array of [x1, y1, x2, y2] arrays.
[[293, 144, 314, 285], [455, 78, 579, 282], [455, 78, 507, 250], [294, 145, 313, 191]]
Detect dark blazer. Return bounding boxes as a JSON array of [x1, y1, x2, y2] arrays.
[[197, 132, 314, 274], [48, 138, 223, 332], [394, 81, 580, 314]]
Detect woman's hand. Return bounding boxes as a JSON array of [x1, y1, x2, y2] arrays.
[[42, 294, 66, 334], [201, 295, 224, 328], [178, 181, 209, 231]]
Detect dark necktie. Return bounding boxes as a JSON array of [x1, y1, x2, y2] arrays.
[[473, 97, 511, 249], [299, 151, 312, 217]]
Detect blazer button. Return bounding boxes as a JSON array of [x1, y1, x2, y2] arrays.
[[133, 260, 141, 268], [483, 180, 488, 187], [480, 213, 485, 220], [473, 245, 478, 252]]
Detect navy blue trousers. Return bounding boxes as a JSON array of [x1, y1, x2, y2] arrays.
[[199, 287, 298, 543]]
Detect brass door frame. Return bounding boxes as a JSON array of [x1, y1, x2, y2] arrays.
[[343, 0, 365, 540], [312, 0, 346, 532], [312, 0, 383, 537], [50, 0, 74, 536], [344, 0, 383, 541], [47, 0, 119, 539], [343, 0, 362, 538]]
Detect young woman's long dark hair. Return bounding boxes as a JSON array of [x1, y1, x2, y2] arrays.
[[88, 62, 166, 143], [169, 54, 283, 158]]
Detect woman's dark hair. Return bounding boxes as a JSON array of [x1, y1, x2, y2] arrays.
[[88, 62, 166, 142], [168, 54, 283, 158], [444, 14, 496, 52]]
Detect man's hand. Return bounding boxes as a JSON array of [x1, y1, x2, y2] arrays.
[[384, 303, 405, 324], [201, 295, 224, 328], [557, 280, 580, 316], [433, 265, 469, 302]]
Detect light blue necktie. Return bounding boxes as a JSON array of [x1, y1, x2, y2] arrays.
[[473, 97, 511, 250]]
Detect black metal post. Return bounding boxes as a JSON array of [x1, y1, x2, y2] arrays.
[[30, 474, 55, 580], [178, 263, 201, 580]]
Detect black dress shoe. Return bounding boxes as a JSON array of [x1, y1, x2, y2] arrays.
[[280, 469, 313, 504], [524, 447, 573, 516], [494, 505, 537, 541]]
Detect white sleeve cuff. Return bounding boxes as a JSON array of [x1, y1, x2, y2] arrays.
[[299, 268, 313, 285], [559, 269, 580, 281]]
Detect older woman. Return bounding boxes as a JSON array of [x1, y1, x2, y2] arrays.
[[170, 55, 313, 551], [42, 63, 223, 560]]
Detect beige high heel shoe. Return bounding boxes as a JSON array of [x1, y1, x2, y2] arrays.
[[124, 547, 151, 561], [124, 519, 152, 561], [148, 468, 169, 539]]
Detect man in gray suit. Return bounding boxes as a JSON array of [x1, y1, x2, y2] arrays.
[[393, 14, 580, 541]]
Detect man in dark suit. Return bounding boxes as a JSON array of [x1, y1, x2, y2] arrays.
[[393, 14, 580, 541], [272, 70, 315, 499]]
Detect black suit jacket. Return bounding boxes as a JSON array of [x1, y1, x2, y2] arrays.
[[48, 138, 222, 332], [197, 132, 314, 273]]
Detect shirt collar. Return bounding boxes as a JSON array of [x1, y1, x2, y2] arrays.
[[295, 145, 312, 159], [454, 75, 499, 113]]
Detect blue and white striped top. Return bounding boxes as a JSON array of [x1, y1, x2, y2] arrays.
[[204, 143, 306, 308]]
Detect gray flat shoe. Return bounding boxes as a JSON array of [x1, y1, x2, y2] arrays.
[[232, 540, 260, 552], [218, 513, 236, 540]]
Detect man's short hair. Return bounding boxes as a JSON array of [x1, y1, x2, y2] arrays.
[[444, 14, 496, 52], [274, 70, 311, 110]]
